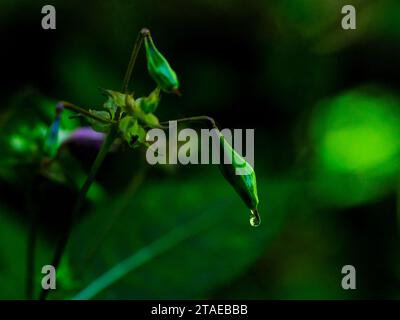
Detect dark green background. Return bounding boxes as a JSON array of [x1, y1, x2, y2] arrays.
[[1, 0, 400, 299]]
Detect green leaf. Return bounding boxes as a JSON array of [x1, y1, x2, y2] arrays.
[[103, 90, 126, 108], [138, 112, 160, 128], [118, 116, 146, 148], [137, 87, 161, 114], [102, 89, 137, 116], [87, 110, 111, 133], [102, 97, 118, 119]]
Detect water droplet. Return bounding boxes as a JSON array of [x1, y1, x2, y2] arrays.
[[249, 209, 260, 227]]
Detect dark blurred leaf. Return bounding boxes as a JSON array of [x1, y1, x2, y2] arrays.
[[310, 88, 400, 207], [0, 205, 51, 299], [0, 90, 78, 183], [0, 89, 106, 202], [54, 172, 298, 299]]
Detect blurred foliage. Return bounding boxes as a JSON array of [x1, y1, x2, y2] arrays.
[[55, 174, 291, 299], [0, 90, 106, 203], [310, 88, 400, 207], [1, 0, 400, 300], [0, 204, 51, 299]]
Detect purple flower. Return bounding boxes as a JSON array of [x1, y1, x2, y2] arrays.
[[64, 127, 106, 149]]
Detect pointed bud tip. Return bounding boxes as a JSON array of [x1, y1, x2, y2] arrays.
[[56, 102, 64, 115], [173, 88, 182, 96], [141, 28, 151, 37]]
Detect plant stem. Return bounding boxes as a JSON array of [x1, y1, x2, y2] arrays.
[[121, 28, 148, 94], [160, 116, 218, 129], [26, 231, 36, 300], [71, 200, 227, 300], [26, 181, 37, 300], [82, 168, 147, 266], [26, 217, 37, 300], [39, 126, 118, 300], [61, 101, 115, 124], [39, 29, 147, 300]]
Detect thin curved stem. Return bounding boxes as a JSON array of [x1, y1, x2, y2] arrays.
[[121, 28, 149, 94], [114, 28, 147, 121], [26, 178, 37, 300], [26, 220, 36, 300], [71, 200, 227, 300], [61, 101, 115, 124], [82, 167, 147, 266], [160, 116, 218, 130], [39, 126, 119, 300], [39, 28, 150, 300]]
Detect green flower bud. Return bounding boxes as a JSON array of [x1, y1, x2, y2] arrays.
[[102, 89, 137, 117], [143, 30, 180, 94], [125, 93, 138, 114], [137, 87, 161, 114], [119, 116, 146, 148], [217, 131, 260, 227]]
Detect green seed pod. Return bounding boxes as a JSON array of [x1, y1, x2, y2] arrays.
[[217, 130, 260, 227], [125, 93, 138, 114], [143, 30, 180, 94], [119, 116, 146, 148], [137, 87, 161, 114]]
